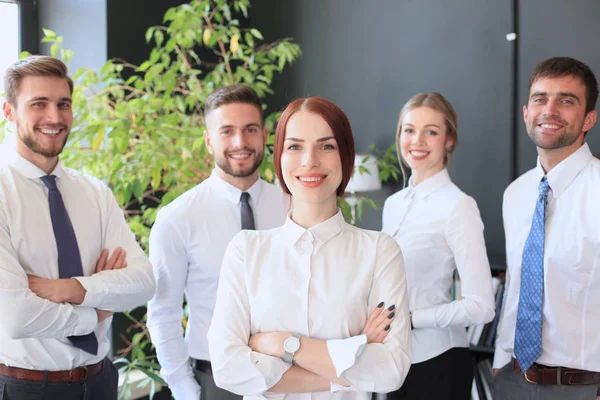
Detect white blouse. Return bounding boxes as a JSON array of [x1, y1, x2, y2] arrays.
[[207, 211, 411, 399], [382, 169, 495, 363]]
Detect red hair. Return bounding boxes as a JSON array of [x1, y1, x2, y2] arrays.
[[274, 97, 355, 196]]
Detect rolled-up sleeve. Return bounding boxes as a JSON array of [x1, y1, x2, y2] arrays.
[[208, 232, 291, 396], [326, 234, 412, 393]]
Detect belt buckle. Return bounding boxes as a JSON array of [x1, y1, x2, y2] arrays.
[[523, 369, 537, 384], [69, 365, 88, 382]]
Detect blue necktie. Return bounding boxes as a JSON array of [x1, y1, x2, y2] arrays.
[[41, 175, 99, 355], [514, 177, 550, 371]]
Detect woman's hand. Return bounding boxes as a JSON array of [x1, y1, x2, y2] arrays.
[[361, 302, 396, 343]]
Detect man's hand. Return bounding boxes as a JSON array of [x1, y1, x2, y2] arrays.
[[28, 275, 86, 304], [96, 309, 113, 322], [249, 332, 289, 358], [95, 247, 127, 273], [27, 247, 127, 305]]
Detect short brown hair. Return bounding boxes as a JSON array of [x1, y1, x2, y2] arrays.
[[528, 57, 599, 114], [204, 84, 263, 120], [3, 55, 74, 106], [274, 97, 355, 196]]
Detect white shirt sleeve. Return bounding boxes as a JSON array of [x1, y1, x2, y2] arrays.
[[74, 185, 155, 312], [411, 196, 495, 329], [208, 232, 292, 396], [326, 234, 412, 393], [0, 201, 98, 339], [146, 212, 200, 400]]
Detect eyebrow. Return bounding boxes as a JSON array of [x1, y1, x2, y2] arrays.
[[285, 136, 336, 142], [402, 123, 442, 129], [530, 91, 581, 103], [218, 123, 261, 130], [29, 96, 72, 103]]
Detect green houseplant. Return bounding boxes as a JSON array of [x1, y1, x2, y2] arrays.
[[1, 1, 399, 397]]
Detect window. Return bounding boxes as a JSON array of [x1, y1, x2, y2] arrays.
[[0, 1, 20, 97], [0, 1, 19, 129]]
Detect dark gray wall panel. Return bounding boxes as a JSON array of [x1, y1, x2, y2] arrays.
[[518, 0, 600, 174], [253, 0, 513, 263]]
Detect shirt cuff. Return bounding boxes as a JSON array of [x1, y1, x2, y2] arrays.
[[170, 375, 201, 400], [410, 308, 436, 329], [250, 352, 292, 391], [326, 334, 367, 378], [74, 276, 105, 308], [330, 381, 358, 393], [257, 394, 288, 400], [492, 347, 512, 369], [73, 306, 98, 336]]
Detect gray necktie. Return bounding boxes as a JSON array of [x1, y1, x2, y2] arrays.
[[41, 175, 99, 355], [240, 192, 255, 230]]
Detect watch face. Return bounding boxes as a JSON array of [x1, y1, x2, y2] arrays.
[[284, 337, 300, 353]]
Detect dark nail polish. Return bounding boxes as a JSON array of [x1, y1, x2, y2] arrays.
[[377, 301, 384, 308], [388, 312, 395, 319], [385, 325, 390, 331], [387, 304, 395, 311]]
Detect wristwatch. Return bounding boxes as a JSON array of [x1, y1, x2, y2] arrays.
[[283, 333, 302, 364]]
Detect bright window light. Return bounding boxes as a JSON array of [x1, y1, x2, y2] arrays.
[[0, 1, 20, 98]]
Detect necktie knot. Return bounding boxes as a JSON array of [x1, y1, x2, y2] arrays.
[[40, 175, 58, 191], [538, 178, 550, 198], [240, 192, 251, 203]]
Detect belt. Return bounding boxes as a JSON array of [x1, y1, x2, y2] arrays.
[[0, 360, 103, 382], [193, 359, 212, 374], [512, 358, 600, 385]]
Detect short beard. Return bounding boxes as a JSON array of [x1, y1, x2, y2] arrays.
[[215, 149, 264, 178], [19, 125, 69, 158], [527, 115, 583, 150], [527, 128, 581, 150]]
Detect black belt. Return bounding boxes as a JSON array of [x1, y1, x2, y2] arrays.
[[193, 359, 212, 374]]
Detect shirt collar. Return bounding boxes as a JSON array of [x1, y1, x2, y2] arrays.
[[406, 168, 451, 200], [535, 142, 593, 199], [7, 149, 68, 182], [208, 169, 263, 205], [282, 209, 346, 247]]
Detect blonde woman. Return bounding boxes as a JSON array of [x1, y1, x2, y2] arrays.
[[382, 93, 495, 400]]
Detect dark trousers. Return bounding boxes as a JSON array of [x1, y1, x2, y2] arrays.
[[0, 357, 118, 400], [387, 347, 473, 400], [193, 360, 242, 400]]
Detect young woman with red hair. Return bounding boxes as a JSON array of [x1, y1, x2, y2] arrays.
[[208, 97, 412, 399]]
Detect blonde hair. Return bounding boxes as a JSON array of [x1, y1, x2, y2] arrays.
[[3, 56, 73, 106], [395, 92, 458, 187]]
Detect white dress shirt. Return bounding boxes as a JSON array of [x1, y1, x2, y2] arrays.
[[382, 168, 495, 363], [493, 143, 600, 371], [207, 211, 412, 400], [147, 170, 289, 400], [0, 150, 155, 370]]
